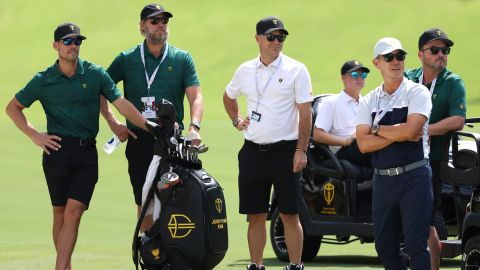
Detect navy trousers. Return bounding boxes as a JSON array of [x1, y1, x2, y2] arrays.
[[372, 165, 433, 270]]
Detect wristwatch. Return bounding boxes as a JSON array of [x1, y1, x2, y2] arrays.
[[232, 117, 242, 127], [372, 124, 380, 136], [190, 120, 201, 131]]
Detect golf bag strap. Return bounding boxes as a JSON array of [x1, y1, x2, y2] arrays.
[[133, 182, 156, 270]]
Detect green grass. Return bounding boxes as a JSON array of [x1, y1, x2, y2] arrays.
[[1, 0, 480, 269]]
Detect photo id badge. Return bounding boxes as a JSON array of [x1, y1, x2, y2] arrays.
[[251, 111, 262, 122], [141, 96, 156, 119]]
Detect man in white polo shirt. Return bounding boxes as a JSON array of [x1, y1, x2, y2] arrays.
[[356, 37, 433, 270], [223, 16, 313, 270], [313, 60, 371, 166]]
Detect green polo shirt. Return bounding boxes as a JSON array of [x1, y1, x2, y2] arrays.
[[15, 58, 122, 138], [107, 41, 200, 130], [405, 67, 466, 161]]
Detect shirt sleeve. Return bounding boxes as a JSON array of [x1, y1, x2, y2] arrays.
[[357, 92, 374, 126], [106, 53, 124, 84], [15, 74, 42, 108], [294, 64, 313, 104], [100, 68, 122, 103], [225, 66, 243, 99], [448, 76, 467, 117], [408, 84, 432, 119], [183, 52, 200, 88], [314, 97, 334, 131]]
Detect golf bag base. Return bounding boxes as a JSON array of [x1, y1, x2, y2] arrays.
[[134, 167, 228, 270]]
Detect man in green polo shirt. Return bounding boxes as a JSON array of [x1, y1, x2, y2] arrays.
[[405, 27, 466, 270], [5, 22, 148, 270], [100, 3, 204, 231]]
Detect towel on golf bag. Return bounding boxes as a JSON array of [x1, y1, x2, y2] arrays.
[[142, 155, 162, 219]]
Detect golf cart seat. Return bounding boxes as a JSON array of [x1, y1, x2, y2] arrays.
[[439, 131, 480, 187], [300, 94, 373, 220], [306, 94, 373, 184]]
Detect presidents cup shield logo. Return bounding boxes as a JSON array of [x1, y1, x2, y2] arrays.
[[151, 248, 160, 259], [323, 182, 335, 206], [167, 214, 195, 239], [215, 198, 223, 214]]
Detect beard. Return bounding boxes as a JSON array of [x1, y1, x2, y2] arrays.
[[146, 29, 168, 44]]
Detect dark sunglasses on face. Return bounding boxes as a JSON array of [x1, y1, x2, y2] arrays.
[[383, 52, 406, 62], [63, 38, 82, 46], [422, 46, 451, 55], [148, 16, 169, 25], [350, 71, 368, 79], [265, 34, 287, 43]]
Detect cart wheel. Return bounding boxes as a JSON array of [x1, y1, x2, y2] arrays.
[[462, 235, 480, 270], [270, 207, 321, 262]]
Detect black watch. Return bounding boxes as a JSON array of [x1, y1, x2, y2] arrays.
[[190, 120, 201, 131]]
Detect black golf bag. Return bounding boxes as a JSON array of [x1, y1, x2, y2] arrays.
[[132, 99, 228, 270]]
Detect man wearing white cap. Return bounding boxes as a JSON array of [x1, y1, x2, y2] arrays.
[[356, 37, 433, 269]]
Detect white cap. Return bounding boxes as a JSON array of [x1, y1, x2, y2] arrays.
[[373, 37, 406, 58]]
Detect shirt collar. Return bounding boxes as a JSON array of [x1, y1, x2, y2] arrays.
[[379, 77, 408, 97], [339, 90, 360, 103], [142, 40, 167, 59], [256, 53, 283, 69], [412, 67, 448, 85], [52, 58, 84, 78]]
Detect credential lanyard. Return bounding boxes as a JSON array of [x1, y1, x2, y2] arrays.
[[419, 72, 437, 97], [254, 57, 282, 112], [140, 42, 169, 96], [373, 80, 407, 126]]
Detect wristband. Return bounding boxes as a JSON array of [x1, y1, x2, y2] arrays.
[[190, 120, 201, 131], [296, 147, 307, 153]]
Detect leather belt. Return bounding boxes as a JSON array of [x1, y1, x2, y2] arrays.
[[57, 135, 96, 146], [374, 159, 429, 176], [244, 140, 294, 152]]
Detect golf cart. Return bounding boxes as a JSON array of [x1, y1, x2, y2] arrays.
[[435, 118, 480, 269], [267, 94, 477, 263]]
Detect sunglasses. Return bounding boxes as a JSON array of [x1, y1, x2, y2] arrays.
[[350, 71, 368, 79], [265, 34, 287, 43], [422, 46, 451, 55], [148, 16, 169, 25], [62, 38, 83, 46], [383, 52, 406, 62]]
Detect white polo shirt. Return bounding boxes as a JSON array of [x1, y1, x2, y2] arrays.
[[314, 90, 359, 137], [357, 77, 432, 168], [226, 53, 313, 144]]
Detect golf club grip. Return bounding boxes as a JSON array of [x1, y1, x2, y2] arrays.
[[168, 156, 202, 170]]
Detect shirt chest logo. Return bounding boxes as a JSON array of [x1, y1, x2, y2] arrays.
[[82, 83, 87, 89]]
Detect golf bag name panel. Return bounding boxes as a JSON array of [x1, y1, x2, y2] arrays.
[[159, 168, 228, 268], [195, 170, 228, 254]]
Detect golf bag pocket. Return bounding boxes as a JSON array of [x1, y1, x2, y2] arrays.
[[157, 168, 228, 269]]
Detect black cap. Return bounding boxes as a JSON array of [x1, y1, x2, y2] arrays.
[[256, 16, 289, 35], [341, 60, 370, 75], [54, 23, 86, 41], [418, 28, 454, 50], [141, 4, 173, 20]]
